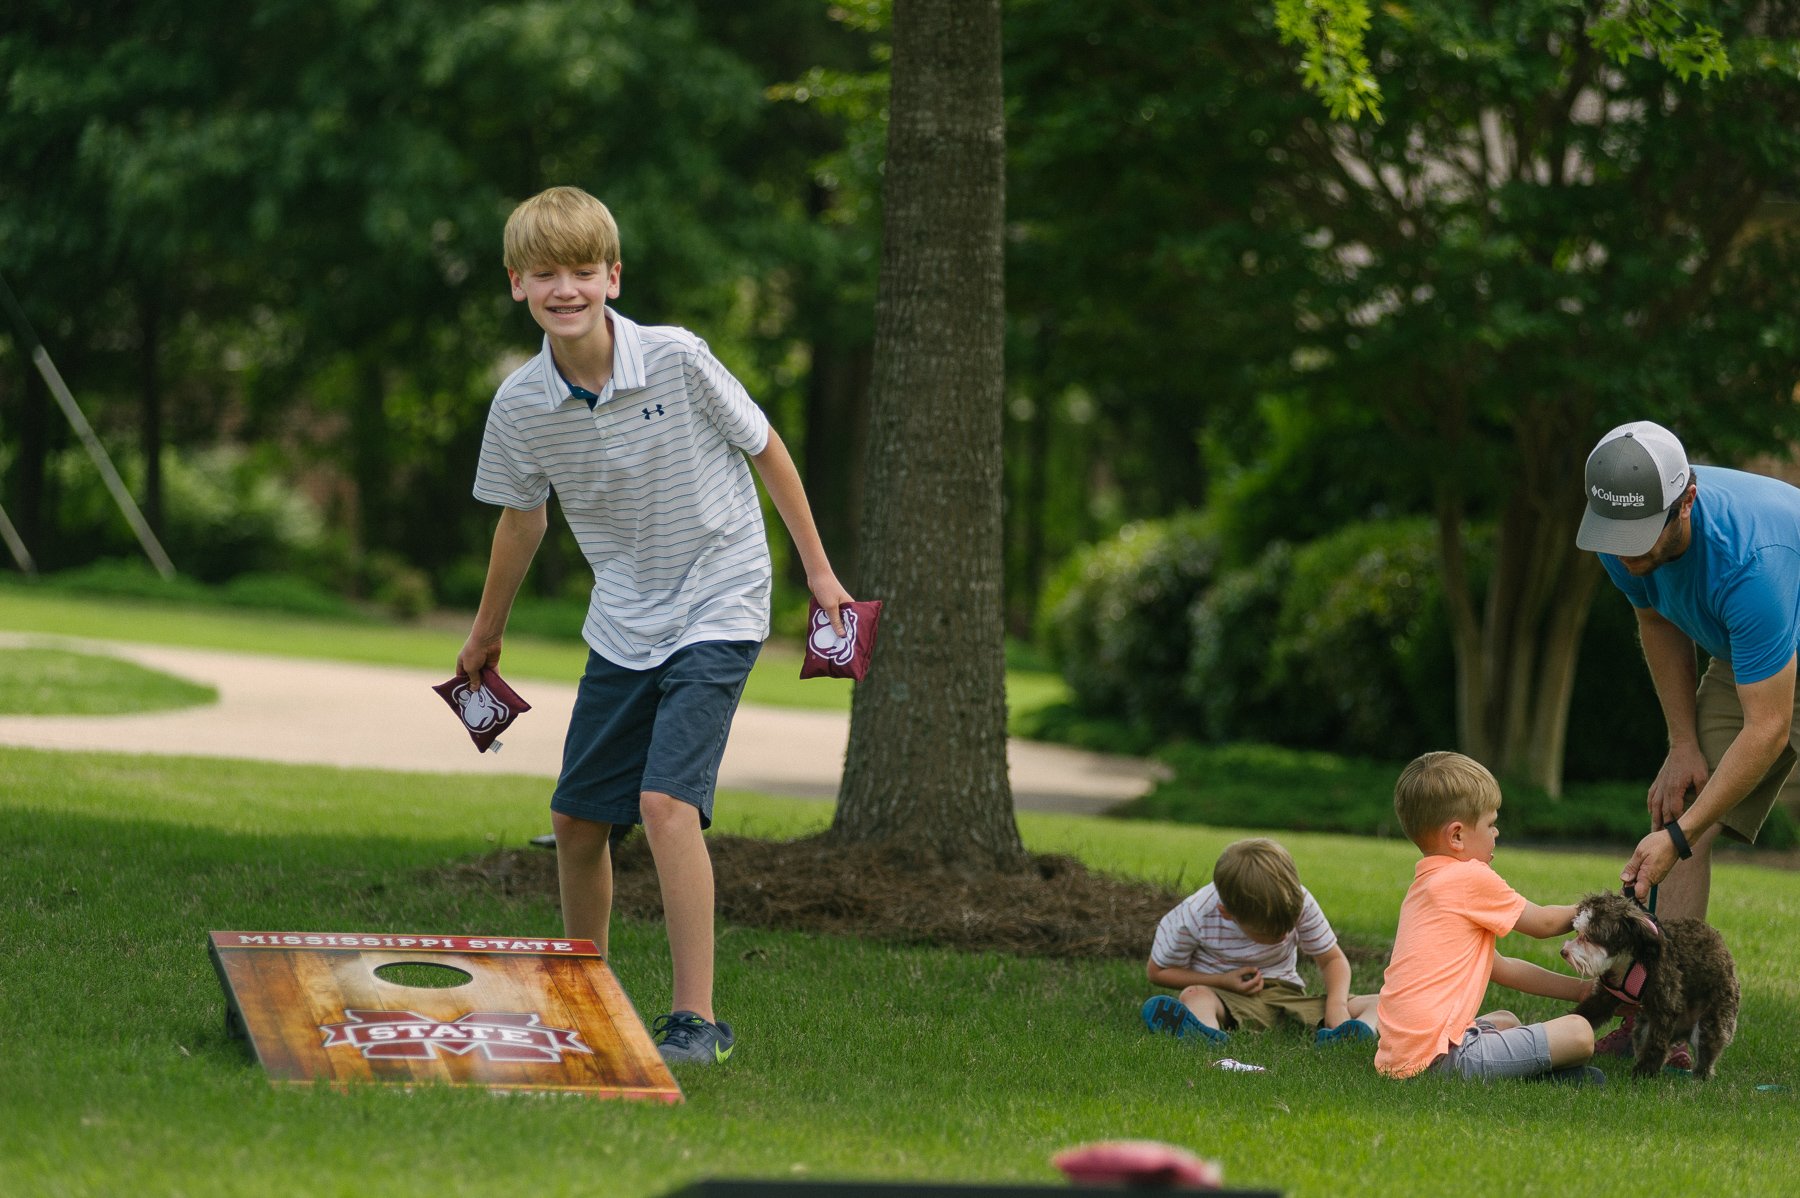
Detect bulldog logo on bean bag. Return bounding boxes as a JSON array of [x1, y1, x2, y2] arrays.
[[432, 668, 532, 753], [800, 598, 882, 682]]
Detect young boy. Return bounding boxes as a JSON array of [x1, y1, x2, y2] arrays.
[[457, 186, 852, 1065], [1141, 837, 1378, 1045], [1374, 751, 1598, 1083]]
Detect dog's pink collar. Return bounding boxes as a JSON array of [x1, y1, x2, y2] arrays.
[[1603, 960, 1649, 1005]]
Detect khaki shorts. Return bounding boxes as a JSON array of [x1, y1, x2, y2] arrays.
[[1695, 656, 1799, 844], [1216, 979, 1327, 1031]]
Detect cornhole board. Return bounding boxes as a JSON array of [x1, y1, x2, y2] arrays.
[[208, 930, 680, 1102]]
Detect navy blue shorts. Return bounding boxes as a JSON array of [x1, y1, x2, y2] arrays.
[[551, 640, 760, 830]]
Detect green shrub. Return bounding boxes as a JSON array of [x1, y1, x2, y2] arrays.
[[1111, 740, 1798, 851], [1037, 513, 1221, 736], [38, 559, 216, 605], [1186, 541, 1294, 744], [1042, 508, 1726, 794], [364, 552, 434, 621], [1186, 520, 1455, 759], [219, 573, 359, 619], [1268, 518, 1456, 757], [48, 446, 330, 583]]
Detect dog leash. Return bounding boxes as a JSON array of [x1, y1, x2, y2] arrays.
[[1606, 882, 1661, 1005]]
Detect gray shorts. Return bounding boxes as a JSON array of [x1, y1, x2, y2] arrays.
[[1426, 1019, 1552, 1081], [551, 640, 760, 830]]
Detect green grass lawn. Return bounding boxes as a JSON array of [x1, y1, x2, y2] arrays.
[[0, 648, 218, 715], [3, 746, 1797, 1198], [0, 587, 1068, 726]]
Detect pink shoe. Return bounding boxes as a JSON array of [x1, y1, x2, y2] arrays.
[[1594, 1010, 1636, 1058], [1664, 1042, 1693, 1072]]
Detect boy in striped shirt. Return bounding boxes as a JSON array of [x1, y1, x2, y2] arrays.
[[458, 186, 853, 1066], [1141, 838, 1377, 1046]]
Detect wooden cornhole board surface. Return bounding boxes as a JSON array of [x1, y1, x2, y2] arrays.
[[209, 930, 680, 1102]]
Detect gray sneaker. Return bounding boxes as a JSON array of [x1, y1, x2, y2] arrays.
[[653, 1011, 735, 1065]]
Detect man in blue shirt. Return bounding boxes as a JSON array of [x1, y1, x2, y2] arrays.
[[1578, 421, 1800, 922]]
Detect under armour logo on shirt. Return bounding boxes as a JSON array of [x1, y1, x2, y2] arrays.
[[642, 404, 665, 420]]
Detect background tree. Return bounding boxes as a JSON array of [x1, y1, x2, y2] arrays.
[[1256, 1, 1800, 793], [1, 0, 872, 596], [1005, 0, 1799, 793], [831, 0, 1025, 869]]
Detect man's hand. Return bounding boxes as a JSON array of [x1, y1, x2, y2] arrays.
[[1219, 968, 1264, 996], [1621, 826, 1681, 902], [1648, 741, 1708, 830]]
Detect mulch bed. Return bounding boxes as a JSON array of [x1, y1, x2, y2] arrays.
[[431, 831, 1391, 964]]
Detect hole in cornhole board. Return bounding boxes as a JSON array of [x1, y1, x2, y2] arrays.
[[208, 930, 680, 1102], [374, 961, 473, 988]]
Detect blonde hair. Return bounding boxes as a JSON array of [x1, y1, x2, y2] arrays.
[[502, 186, 621, 273], [1394, 751, 1501, 847], [1212, 838, 1304, 935]]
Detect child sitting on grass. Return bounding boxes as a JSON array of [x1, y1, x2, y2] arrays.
[[1141, 837, 1377, 1046], [1374, 751, 1599, 1084]]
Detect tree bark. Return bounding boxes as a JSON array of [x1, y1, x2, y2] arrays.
[[830, 0, 1026, 870], [1437, 418, 1604, 797]]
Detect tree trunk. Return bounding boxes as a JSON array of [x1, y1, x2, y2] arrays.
[[1437, 453, 1603, 797], [830, 0, 1025, 870]]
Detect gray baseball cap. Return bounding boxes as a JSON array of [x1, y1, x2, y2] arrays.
[[1576, 421, 1690, 556]]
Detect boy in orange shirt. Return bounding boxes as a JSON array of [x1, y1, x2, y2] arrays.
[[1375, 752, 1600, 1083]]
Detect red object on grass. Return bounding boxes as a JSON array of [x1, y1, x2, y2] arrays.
[[432, 668, 532, 753], [1051, 1140, 1224, 1190], [799, 598, 882, 682]]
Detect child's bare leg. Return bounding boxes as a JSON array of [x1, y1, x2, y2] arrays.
[[641, 790, 715, 1021], [1177, 985, 1227, 1031], [1543, 1013, 1596, 1068], [1347, 994, 1379, 1024], [1478, 1009, 1521, 1031], [553, 812, 613, 954]]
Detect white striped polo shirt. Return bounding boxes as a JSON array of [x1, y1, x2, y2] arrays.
[[1149, 883, 1338, 988], [473, 309, 773, 669]]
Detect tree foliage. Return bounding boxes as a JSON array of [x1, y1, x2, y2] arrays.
[[0, 0, 869, 589]]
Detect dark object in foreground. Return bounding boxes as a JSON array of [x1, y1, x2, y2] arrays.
[[1562, 891, 1739, 1080], [663, 1182, 1278, 1197], [1052, 1140, 1223, 1188], [432, 668, 531, 753]]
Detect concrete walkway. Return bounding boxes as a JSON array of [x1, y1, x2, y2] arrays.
[[0, 634, 1164, 815]]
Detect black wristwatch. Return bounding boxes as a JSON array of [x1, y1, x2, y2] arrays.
[[1665, 822, 1693, 860]]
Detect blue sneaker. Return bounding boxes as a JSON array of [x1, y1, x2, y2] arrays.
[[653, 1011, 736, 1065], [1141, 995, 1228, 1044], [1314, 1018, 1376, 1046]]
